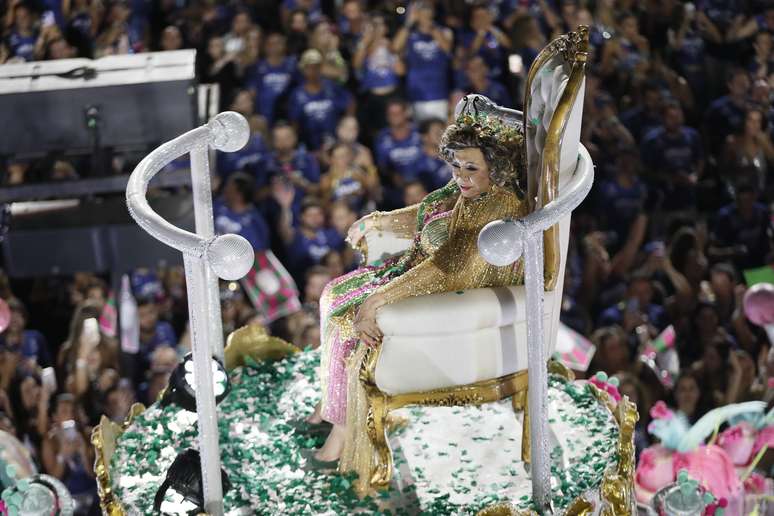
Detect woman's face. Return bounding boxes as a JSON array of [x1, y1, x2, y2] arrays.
[[695, 306, 719, 335], [336, 117, 358, 143], [330, 205, 356, 235], [20, 377, 40, 410], [745, 110, 763, 136], [247, 28, 262, 52], [620, 16, 638, 38], [602, 335, 629, 372], [9, 310, 25, 333], [301, 206, 325, 230], [265, 34, 285, 57], [683, 249, 708, 284], [619, 380, 639, 405], [290, 12, 307, 32], [208, 37, 224, 59], [53, 400, 74, 425], [675, 376, 700, 414], [324, 252, 344, 277], [450, 147, 491, 198], [703, 346, 724, 373], [371, 16, 387, 37], [330, 146, 352, 169]]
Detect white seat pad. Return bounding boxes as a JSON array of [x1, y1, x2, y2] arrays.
[[374, 313, 554, 396]]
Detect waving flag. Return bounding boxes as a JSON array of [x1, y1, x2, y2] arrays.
[[241, 250, 301, 323], [554, 322, 595, 372]]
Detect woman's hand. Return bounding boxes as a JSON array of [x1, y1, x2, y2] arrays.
[[346, 213, 376, 248], [354, 294, 385, 347]]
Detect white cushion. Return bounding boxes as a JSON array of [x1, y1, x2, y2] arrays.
[[375, 313, 555, 396]]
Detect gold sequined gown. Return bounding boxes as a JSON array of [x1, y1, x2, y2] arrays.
[[318, 180, 527, 492]]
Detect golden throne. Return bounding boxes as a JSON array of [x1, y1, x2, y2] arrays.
[[358, 27, 591, 492]]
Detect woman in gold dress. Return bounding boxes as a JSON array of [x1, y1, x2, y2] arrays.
[[307, 111, 528, 485]]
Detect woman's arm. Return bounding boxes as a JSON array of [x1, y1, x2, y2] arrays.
[[375, 189, 525, 306], [378, 204, 420, 238], [36, 384, 51, 437], [41, 434, 65, 478], [610, 214, 648, 278], [272, 181, 296, 246], [431, 26, 453, 54]]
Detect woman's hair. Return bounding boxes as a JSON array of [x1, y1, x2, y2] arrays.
[[440, 113, 526, 196], [670, 369, 712, 421], [668, 226, 698, 272], [8, 372, 41, 441], [742, 107, 767, 134], [59, 301, 117, 374], [615, 372, 651, 424]]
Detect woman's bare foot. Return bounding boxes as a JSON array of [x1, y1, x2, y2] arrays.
[[315, 424, 346, 462], [306, 401, 324, 424]]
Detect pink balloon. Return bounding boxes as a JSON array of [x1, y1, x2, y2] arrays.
[[743, 283, 774, 327], [0, 298, 10, 333]]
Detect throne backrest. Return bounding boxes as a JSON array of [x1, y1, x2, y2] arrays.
[[524, 27, 589, 290]]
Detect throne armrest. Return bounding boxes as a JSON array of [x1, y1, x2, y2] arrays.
[[363, 231, 413, 266]]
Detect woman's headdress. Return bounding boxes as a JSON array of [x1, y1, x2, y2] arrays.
[[441, 95, 526, 195]]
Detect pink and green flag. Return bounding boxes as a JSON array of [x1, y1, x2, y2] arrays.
[[554, 322, 596, 372], [99, 291, 117, 337], [645, 324, 676, 355], [241, 250, 301, 323]]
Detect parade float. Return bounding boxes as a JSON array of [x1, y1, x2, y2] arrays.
[[87, 27, 644, 515]]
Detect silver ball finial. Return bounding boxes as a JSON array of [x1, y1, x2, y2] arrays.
[[478, 219, 525, 267], [205, 234, 254, 281], [208, 111, 250, 152]]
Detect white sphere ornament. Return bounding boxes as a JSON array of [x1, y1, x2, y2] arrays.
[[208, 111, 250, 152], [743, 282, 774, 327], [478, 219, 525, 267], [206, 234, 254, 280]]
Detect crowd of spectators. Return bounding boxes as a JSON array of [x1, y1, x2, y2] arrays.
[[1, 0, 774, 512]]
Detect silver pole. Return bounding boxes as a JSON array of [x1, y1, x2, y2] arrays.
[[187, 144, 225, 514], [523, 234, 550, 509], [126, 112, 254, 515], [183, 253, 224, 515]]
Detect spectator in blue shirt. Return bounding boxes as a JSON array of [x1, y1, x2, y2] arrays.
[[415, 118, 451, 191], [597, 147, 648, 252], [217, 116, 270, 184], [620, 82, 664, 142], [598, 271, 669, 344], [214, 173, 271, 252], [709, 182, 773, 270], [703, 68, 750, 152], [460, 3, 511, 82], [392, 1, 453, 122], [641, 102, 703, 211], [459, 56, 512, 108], [6, 3, 39, 62], [274, 186, 345, 286], [245, 33, 297, 124], [287, 48, 354, 151], [266, 122, 321, 221], [281, 0, 323, 26], [374, 99, 423, 207], [353, 13, 403, 138], [0, 299, 50, 371], [136, 298, 177, 370]]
